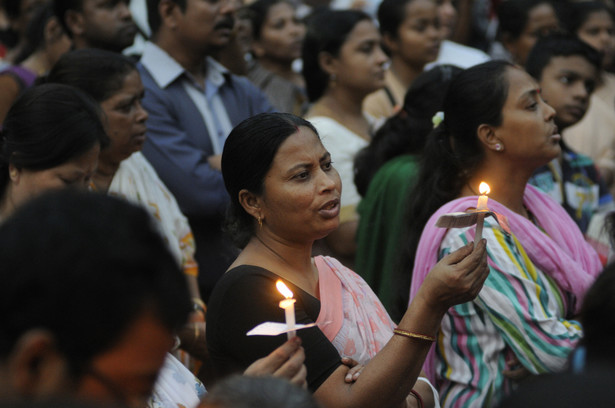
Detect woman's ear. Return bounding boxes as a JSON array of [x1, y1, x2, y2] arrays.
[[238, 189, 262, 220], [8, 164, 20, 184], [318, 51, 338, 77], [477, 124, 504, 153], [44, 17, 64, 44], [381, 32, 398, 55], [251, 40, 265, 58]]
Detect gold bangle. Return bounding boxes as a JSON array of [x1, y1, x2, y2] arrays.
[[393, 328, 436, 342]]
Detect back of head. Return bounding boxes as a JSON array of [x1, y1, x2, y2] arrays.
[[221, 112, 318, 248], [0, 83, 109, 198], [0, 190, 191, 376], [397, 60, 513, 312], [499, 368, 615, 408], [302, 9, 371, 102], [526, 33, 601, 81], [200, 375, 321, 408], [581, 261, 615, 367], [354, 64, 463, 196], [45, 48, 137, 103]]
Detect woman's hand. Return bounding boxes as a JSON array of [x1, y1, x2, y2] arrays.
[[418, 239, 489, 314], [502, 355, 532, 382], [243, 337, 308, 388], [341, 357, 365, 383]]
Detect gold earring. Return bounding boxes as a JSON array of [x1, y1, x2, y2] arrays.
[[257, 216, 263, 229]]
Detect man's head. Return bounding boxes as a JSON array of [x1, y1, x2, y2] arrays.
[[54, 0, 137, 52], [526, 33, 601, 130], [147, 0, 237, 54], [0, 190, 190, 405]]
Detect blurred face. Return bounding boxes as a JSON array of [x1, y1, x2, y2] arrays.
[[76, 312, 173, 408], [257, 126, 342, 243], [577, 10, 615, 68], [175, 0, 238, 53], [78, 0, 137, 52], [504, 3, 559, 66], [252, 2, 305, 63], [329, 20, 388, 96], [387, 0, 441, 70], [538, 55, 598, 129], [493, 67, 560, 168], [9, 144, 100, 210], [436, 0, 456, 39], [99, 70, 148, 164]]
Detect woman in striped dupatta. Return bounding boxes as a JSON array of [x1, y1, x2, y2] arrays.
[[402, 61, 603, 407]]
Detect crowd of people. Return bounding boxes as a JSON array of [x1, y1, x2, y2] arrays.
[[1, 0, 615, 407]]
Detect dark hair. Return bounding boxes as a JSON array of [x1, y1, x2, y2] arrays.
[[526, 33, 601, 80], [354, 64, 462, 196], [377, 0, 415, 40], [581, 261, 615, 367], [0, 83, 109, 197], [397, 60, 513, 312], [222, 112, 318, 248], [302, 9, 371, 102], [499, 368, 615, 407], [560, 1, 614, 36], [147, 0, 187, 37], [45, 48, 137, 103], [14, 3, 55, 63], [247, 0, 290, 41], [0, 190, 191, 376], [496, 0, 555, 41], [201, 375, 322, 408], [53, 0, 84, 38]]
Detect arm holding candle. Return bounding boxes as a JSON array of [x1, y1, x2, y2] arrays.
[[313, 241, 488, 408], [207, 246, 488, 407], [428, 220, 584, 403]]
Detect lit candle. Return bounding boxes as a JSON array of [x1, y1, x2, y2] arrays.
[[475, 182, 490, 246], [477, 182, 490, 211], [276, 280, 296, 339]]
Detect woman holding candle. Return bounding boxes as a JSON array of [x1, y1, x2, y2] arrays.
[[206, 112, 490, 408], [401, 60, 603, 407]]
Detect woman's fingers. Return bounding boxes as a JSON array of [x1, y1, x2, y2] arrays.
[[273, 347, 306, 379], [440, 241, 474, 265]]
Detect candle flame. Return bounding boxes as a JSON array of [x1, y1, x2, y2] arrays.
[[479, 182, 490, 195], [276, 280, 294, 299]]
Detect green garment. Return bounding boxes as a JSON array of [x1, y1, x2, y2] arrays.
[[355, 154, 419, 322]]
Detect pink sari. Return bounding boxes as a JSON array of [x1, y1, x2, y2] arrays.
[[410, 184, 602, 381], [314, 256, 395, 364]]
